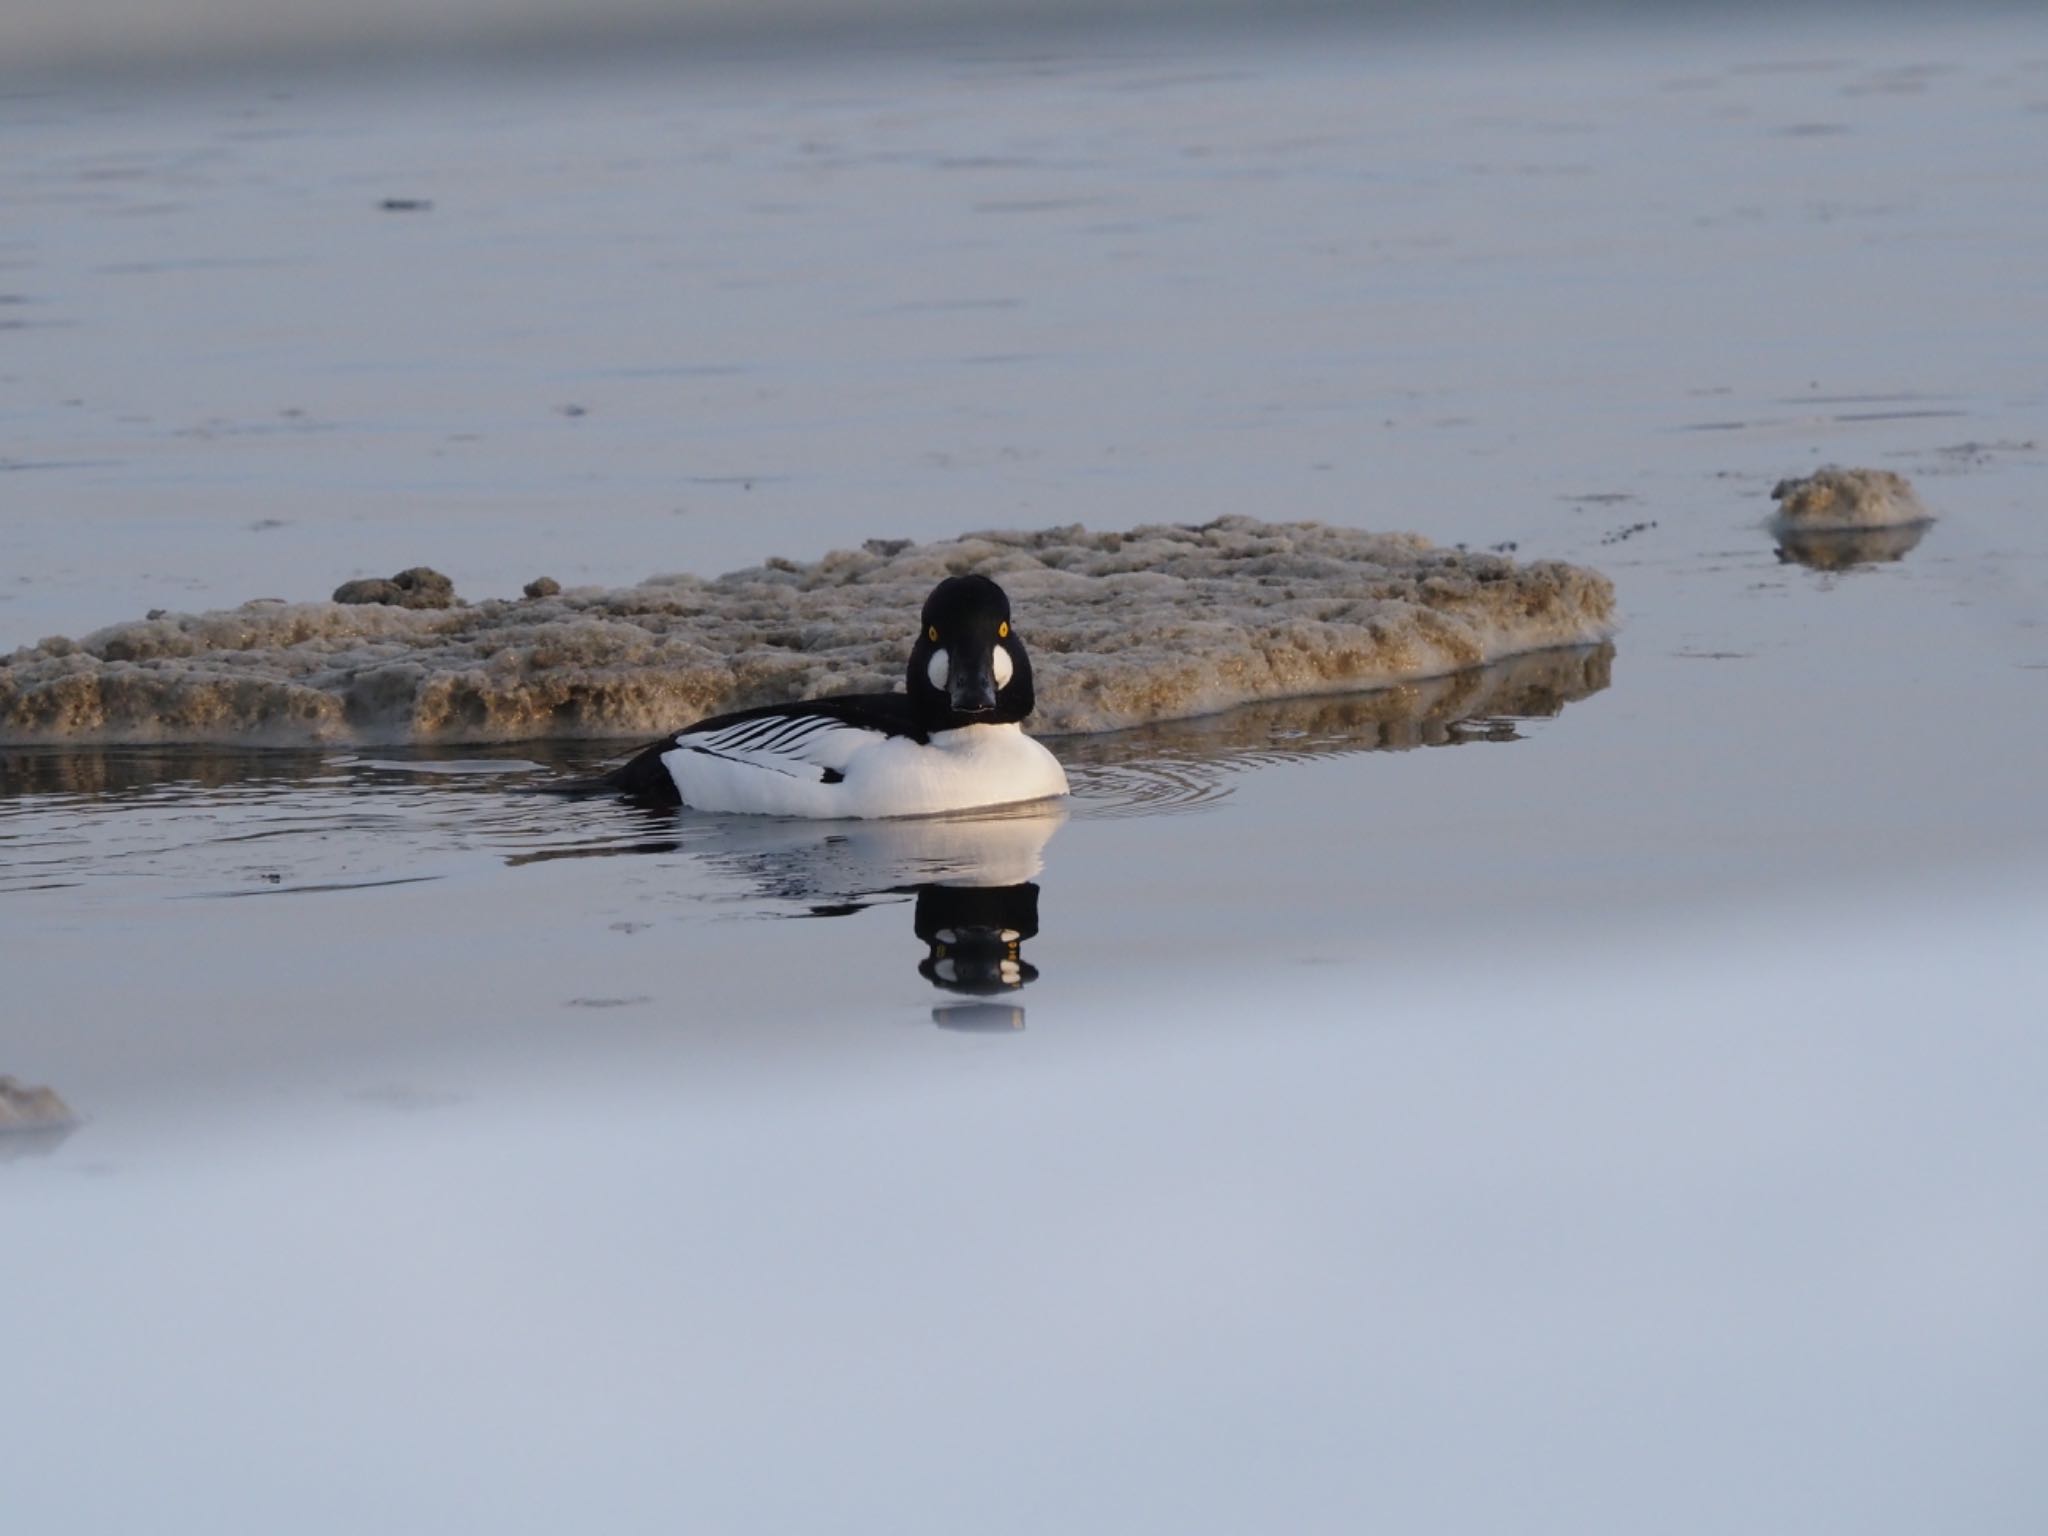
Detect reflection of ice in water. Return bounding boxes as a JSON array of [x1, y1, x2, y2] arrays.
[[1774, 523, 1931, 572], [1062, 643, 1611, 816]]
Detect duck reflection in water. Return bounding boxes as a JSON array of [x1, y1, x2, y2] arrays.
[[917, 880, 1039, 1032], [678, 801, 1062, 1028]]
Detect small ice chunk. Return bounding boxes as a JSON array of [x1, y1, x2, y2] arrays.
[[1769, 466, 1932, 531]]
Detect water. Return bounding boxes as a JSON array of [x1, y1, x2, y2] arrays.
[[0, 645, 1609, 1063], [5, 9, 2048, 1532]]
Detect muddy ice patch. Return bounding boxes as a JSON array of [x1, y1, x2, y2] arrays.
[[1, 517, 1615, 746], [1769, 467, 1932, 532]]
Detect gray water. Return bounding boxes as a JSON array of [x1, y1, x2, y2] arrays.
[[5, 9, 2048, 1533]]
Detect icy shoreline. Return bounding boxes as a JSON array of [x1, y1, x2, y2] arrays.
[[1, 518, 1615, 746]]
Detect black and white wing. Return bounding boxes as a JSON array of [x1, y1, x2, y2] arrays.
[[584, 693, 920, 806], [670, 707, 883, 784]]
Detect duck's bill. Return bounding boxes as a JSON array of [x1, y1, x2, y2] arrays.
[[948, 663, 998, 714]]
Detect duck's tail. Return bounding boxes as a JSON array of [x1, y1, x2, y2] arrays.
[[532, 740, 682, 805]]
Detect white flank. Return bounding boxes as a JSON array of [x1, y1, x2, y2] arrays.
[[663, 720, 1069, 820]]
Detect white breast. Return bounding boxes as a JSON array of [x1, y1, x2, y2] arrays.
[[662, 721, 1069, 820]]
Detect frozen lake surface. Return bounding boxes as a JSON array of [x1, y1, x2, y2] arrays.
[[5, 8, 2048, 1532]]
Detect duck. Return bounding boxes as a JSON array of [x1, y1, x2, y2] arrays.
[[591, 574, 1070, 818]]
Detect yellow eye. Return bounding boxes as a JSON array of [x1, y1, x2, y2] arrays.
[[928, 626, 939, 643], [998, 621, 1009, 638]]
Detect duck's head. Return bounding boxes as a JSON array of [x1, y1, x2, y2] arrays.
[[907, 574, 1036, 729]]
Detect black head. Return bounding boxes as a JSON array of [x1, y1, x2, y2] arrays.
[[906, 574, 1036, 729]]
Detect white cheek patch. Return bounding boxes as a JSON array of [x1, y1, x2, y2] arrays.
[[993, 644, 1015, 690], [927, 647, 950, 690]]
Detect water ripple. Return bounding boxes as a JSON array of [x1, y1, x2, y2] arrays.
[[1062, 644, 1611, 818], [0, 646, 1611, 894]]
